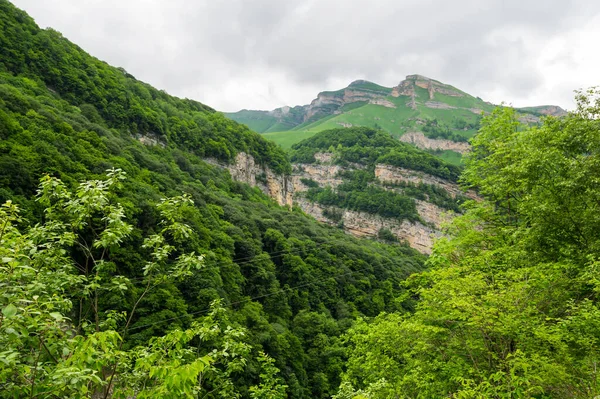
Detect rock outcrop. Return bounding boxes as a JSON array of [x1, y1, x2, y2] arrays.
[[295, 198, 439, 254], [399, 131, 471, 154], [289, 153, 475, 254], [374, 164, 477, 200], [203, 151, 476, 254], [206, 152, 294, 208], [392, 75, 465, 99]]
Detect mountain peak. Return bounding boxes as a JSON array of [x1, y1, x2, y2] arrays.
[[348, 79, 373, 87], [405, 74, 434, 82]]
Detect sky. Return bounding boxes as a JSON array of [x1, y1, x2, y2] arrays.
[[11, 0, 600, 112]]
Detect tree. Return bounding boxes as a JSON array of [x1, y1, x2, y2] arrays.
[[0, 170, 285, 398]]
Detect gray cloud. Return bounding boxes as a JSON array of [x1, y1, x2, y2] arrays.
[[11, 0, 600, 111]]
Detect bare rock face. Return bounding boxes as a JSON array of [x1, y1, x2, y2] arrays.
[[399, 131, 471, 154], [391, 79, 415, 97], [206, 152, 294, 208], [292, 163, 346, 192], [424, 101, 456, 110], [294, 198, 439, 254], [538, 105, 567, 116], [374, 164, 477, 200], [304, 84, 393, 122], [369, 99, 396, 108], [206, 151, 474, 254], [290, 153, 467, 254], [392, 75, 464, 100], [314, 152, 334, 163], [136, 133, 166, 147], [415, 200, 452, 228]]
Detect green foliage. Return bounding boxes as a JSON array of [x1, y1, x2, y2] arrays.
[[306, 184, 419, 222], [0, 0, 290, 174], [377, 228, 397, 243], [422, 118, 469, 142], [341, 90, 600, 398], [387, 180, 466, 213], [0, 3, 428, 396], [0, 171, 288, 398]]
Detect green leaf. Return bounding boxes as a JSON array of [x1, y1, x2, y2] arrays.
[[2, 303, 17, 318], [49, 312, 63, 321]]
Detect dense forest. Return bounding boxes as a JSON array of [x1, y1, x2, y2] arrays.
[[0, 2, 424, 397], [290, 126, 461, 181], [2, 1, 600, 398]]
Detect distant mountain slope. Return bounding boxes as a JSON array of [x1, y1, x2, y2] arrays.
[[226, 75, 567, 163]]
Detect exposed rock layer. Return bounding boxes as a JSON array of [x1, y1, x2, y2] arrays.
[[399, 131, 471, 154], [203, 152, 477, 254]]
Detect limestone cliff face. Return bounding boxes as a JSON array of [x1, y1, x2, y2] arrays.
[[295, 198, 439, 254], [392, 75, 464, 99], [374, 164, 477, 200], [206, 152, 294, 207], [399, 131, 471, 154], [304, 83, 391, 122], [290, 153, 474, 254], [206, 151, 472, 254]]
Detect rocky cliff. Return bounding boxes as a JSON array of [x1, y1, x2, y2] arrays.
[[289, 152, 473, 254], [304, 81, 392, 122], [204, 150, 468, 254], [399, 131, 471, 154], [205, 152, 294, 208]]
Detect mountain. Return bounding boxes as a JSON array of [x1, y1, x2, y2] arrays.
[[226, 75, 567, 164], [0, 2, 427, 397]]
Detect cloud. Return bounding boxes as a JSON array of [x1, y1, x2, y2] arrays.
[[11, 0, 600, 111]]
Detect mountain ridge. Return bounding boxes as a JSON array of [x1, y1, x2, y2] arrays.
[[227, 75, 566, 133], [226, 75, 567, 162]]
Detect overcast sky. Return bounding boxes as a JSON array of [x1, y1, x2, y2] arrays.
[[11, 0, 600, 112]]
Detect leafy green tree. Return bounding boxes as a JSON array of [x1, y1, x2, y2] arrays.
[[0, 171, 285, 398]]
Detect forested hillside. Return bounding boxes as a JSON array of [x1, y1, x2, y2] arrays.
[[2, 1, 598, 398], [0, 2, 425, 397]]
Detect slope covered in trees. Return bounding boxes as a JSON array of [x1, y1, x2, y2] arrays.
[[0, 2, 425, 397]]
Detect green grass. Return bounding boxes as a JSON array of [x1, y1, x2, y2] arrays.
[[433, 150, 463, 166], [348, 81, 392, 94], [262, 130, 318, 148]]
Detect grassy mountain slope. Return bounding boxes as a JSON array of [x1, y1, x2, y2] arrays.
[[227, 76, 566, 164], [0, 2, 425, 397]]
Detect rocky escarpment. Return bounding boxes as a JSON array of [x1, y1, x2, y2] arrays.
[[374, 164, 477, 200], [205, 152, 294, 207], [392, 74, 464, 99], [295, 198, 439, 254], [202, 151, 473, 254], [399, 131, 471, 154], [304, 81, 392, 122], [289, 153, 475, 254]]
